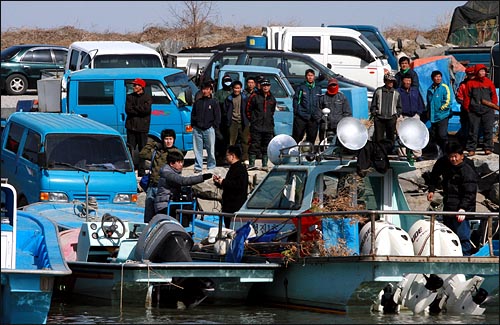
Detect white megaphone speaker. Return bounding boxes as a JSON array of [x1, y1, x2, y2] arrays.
[[267, 134, 298, 165], [397, 118, 429, 151], [336, 117, 369, 150]]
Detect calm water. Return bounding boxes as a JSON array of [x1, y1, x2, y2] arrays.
[[48, 297, 499, 324]]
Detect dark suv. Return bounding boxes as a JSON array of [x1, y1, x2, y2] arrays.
[[1, 44, 68, 95], [196, 48, 375, 97]]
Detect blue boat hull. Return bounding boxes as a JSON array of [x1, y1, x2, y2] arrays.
[[247, 255, 499, 312], [2, 183, 71, 325], [1, 273, 54, 324]]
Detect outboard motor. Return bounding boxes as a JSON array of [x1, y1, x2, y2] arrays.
[[135, 214, 193, 262]]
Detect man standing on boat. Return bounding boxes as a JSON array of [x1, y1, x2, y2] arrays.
[[426, 142, 478, 256], [213, 145, 249, 228]]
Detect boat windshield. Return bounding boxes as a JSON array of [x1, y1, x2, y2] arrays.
[[44, 134, 133, 171], [246, 170, 307, 210]]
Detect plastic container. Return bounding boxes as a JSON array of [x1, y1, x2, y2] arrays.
[[246, 36, 267, 49]]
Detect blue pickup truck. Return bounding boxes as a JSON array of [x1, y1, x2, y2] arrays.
[[38, 68, 198, 152], [1, 112, 138, 206]]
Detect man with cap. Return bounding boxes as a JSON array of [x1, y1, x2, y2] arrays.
[[125, 77, 152, 176], [292, 69, 323, 144], [455, 66, 475, 148], [246, 78, 276, 170], [463, 64, 498, 156], [319, 78, 352, 143], [214, 74, 233, 165], [370, 72, 402, 151]]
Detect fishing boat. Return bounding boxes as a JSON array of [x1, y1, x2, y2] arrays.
[[1, 181, 71, 324], [21, 198, 279, 308], [189, 117, 499, 314]]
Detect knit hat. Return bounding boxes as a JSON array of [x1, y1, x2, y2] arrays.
[[465, 66, 475, 75]]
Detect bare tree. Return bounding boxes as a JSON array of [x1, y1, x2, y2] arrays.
[[168, 1, 217, 48]]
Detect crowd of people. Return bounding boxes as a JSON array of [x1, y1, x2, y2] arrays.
[[125, 61, 497, 251]]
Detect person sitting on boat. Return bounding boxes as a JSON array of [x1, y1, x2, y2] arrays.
[[154, 151, 212, 227], [426, 142, 478, 256], [139, 128, 183, 223]]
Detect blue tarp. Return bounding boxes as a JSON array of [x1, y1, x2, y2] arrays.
[[322, 218, 359, 255], [412, 56, 466, 133]]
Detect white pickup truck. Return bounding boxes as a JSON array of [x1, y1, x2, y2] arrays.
[[257, 26, 391, 89]]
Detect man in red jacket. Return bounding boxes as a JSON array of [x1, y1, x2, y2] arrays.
[[463, 64, 498, 156]]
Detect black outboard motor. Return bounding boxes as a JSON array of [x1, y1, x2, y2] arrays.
[[135, 214, 193, 262]]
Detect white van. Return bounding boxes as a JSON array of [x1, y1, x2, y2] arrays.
[[65, 41, 164, 72], [261, 26, 391, 89]]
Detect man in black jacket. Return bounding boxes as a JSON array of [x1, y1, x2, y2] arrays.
[[213, 145, 249, 228], [191, 81, 221, 173], [125, 78, 152, 176], [426, 142, 478, 256], [246, 78, 276, 170]]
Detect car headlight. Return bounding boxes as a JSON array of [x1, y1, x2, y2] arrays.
[[40, 192, 69, 202], [113, 193, 138, 203]]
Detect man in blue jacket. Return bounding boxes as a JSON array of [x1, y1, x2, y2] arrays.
[[292, 69, 323, 144], [396, 74, 426, 161], [426, 70, 451, 158]]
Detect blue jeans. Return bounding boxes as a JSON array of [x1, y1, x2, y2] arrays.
[[193, 127, 216, 171]]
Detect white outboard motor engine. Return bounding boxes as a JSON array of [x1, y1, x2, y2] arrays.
[[409, 219, 462, 256], [434, 274, 488, 315], [392, 273, 444, 314], [359, 220, 414, 256]]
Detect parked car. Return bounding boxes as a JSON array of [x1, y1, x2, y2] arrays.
[[1, 44, 68, 95], [197, 48, 375, 100]]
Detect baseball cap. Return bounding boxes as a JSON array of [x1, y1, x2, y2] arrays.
[[384, 73, 396, 81], [260, 79, 271, 86], [132, 78, 146, 88], [328, 78, 339, 86]]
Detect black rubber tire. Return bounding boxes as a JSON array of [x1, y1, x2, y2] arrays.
[[6, 74, 28, 95]]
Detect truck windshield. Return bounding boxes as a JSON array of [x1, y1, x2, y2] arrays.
[[44, 134, 133, 171], [164, 72, 198, 104], [93, 54, 163, 68]]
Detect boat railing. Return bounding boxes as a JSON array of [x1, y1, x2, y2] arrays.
[[177, 208, 498, 259]]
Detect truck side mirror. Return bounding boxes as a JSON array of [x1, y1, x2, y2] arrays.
[[37, 152, 48, 169], [327, 63, 332, 69], [184, 88, 193, 106], [178, 87, 193, 107]]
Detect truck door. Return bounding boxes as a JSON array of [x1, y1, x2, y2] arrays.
[[69, 80, 121, 134], [328, 36, 379, 89], [288, 35, 326, 69], [1, 124, 41, 205]]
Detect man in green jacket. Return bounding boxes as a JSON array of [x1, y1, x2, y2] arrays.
[[139, 129, 182, 223]]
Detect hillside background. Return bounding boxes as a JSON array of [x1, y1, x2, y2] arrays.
[[0, 23, 450, 55]]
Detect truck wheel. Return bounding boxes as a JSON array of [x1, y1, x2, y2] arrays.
[[6, 74, 28, 95]]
